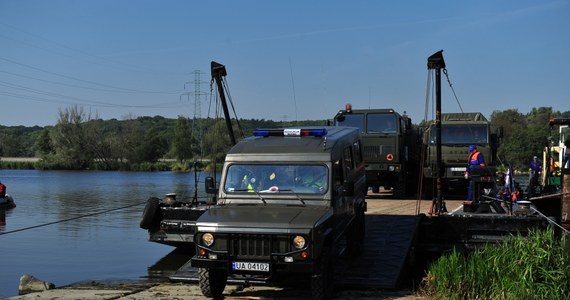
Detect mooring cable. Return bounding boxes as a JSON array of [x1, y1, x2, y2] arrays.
[[0, 201, 146, 236], [531, 206, 570, 236]]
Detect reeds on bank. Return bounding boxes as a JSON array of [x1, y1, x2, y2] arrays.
[[420, 227, 570, 299]]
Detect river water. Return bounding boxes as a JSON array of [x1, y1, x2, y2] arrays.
[[0, 169, 212, 298]]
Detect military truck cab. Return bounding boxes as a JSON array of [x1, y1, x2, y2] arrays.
[[422, 112, 501, 197], [193, 126, 367, 299], [334, 104, 419, 197]]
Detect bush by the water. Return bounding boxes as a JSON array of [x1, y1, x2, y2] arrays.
[[420, 227, 570, 299]]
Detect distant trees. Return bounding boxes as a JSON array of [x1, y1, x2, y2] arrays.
[[490, 107, 570, 170], [33, 107, 170, 170], [0, 125, 40, 157], [49, 106, 95, 169], [172, 116, 193, 163], [1, 105, 569, 171]]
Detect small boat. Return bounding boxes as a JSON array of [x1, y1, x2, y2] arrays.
[[0, 194, 16, 210]]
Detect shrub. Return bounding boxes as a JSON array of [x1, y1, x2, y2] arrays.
[[421, 227, 570, 299]]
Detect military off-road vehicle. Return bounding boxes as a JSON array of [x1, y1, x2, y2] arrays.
[[191, 126, 367, 299]]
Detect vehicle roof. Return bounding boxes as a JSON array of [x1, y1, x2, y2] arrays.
[[342, 108, 400, 115], [441, 112, 488, 122], [226, 126, 359, 161]]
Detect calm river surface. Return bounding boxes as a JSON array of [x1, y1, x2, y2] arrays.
[[0, 169, 212, 298]]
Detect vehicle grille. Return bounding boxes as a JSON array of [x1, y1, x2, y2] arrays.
[[364, 145, 394, 160], [230, 234, 272, 259]]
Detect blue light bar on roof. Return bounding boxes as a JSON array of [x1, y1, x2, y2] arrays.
[[253, 128, 327, 137]]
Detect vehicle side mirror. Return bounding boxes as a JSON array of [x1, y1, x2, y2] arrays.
[[205, 177, 218, 194], [497, 127, 504, 138], [334, 111, 346, 122]]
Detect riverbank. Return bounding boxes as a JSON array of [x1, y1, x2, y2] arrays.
[[7, 280, 426, 300]]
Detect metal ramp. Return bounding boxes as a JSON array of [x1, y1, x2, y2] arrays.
[[335, 214, 421, 289], [170, 214, 422, 290]]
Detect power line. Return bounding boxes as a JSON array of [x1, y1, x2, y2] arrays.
[[0, 56, 180, 94], [0, 70, 182, 95], [0, 80, 184, 108], [0, 21, 186, 77]]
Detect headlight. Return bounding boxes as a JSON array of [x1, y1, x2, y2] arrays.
[[202, 233, 214, 247], [293, 235, 306, 249]]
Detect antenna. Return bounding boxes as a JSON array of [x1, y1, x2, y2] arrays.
[[288, 57, 298, 124]]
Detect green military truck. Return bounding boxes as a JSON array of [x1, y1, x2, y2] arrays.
[[334, 104, 420, 198], [422, 112, 501, 197], [191, 126, 367, 300]]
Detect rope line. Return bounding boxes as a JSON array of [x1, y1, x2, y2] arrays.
[[531, 206, 570, 236], [0, 201, 146, 236]]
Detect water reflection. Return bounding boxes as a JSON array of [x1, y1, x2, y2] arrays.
[[0, 208, 15, 232], [0, 210, 6, 230], [147, 247, 195, 279]]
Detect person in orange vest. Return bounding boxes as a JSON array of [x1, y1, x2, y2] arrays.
[[465, 144, 485, 201]]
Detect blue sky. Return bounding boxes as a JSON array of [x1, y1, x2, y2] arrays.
[[1, 0, 569, 127]]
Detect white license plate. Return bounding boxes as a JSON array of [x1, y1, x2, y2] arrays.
[[450, 167, 466, 172], [232, 261, 270, 272]]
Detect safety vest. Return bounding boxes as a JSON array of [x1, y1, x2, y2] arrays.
[[242, 175, 254, 192], [467, 151, 485, 172]]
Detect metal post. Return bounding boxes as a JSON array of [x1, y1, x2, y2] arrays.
[[427, 50, 446, 214], [211, 61, 237, 146], [562, 168, 570, 229]]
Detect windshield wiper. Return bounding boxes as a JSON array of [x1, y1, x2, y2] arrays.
[[278, 189, 306, 206], [252, 190, 267, 204], [226, 188, 267, 204]]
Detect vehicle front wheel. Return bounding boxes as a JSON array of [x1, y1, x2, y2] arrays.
[[198, 268, 227, 299]]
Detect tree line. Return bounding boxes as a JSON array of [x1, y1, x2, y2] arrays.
[[0, 106, 325, 171], [0, 105, 568, 171]]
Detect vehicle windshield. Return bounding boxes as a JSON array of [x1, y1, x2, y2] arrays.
[[336, 113, 398, 134], [224, 164, 328, 195], [366, 113, 398, 134], [336, 113, 364, 132], [429, 124, 488, 144]]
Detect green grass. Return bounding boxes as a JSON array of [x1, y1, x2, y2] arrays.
[[420, 227, 570, 299]]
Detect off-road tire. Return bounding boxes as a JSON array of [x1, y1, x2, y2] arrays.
[[139, 197, 161, 230], [198, 268, 227, 299], [421, 178, 434, 200], [347, 208, 365, 256], [311, 248, 335, 300], [393, 172, 407, 199]]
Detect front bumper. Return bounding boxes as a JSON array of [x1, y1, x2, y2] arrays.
[[191, 255, 316, 274]]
